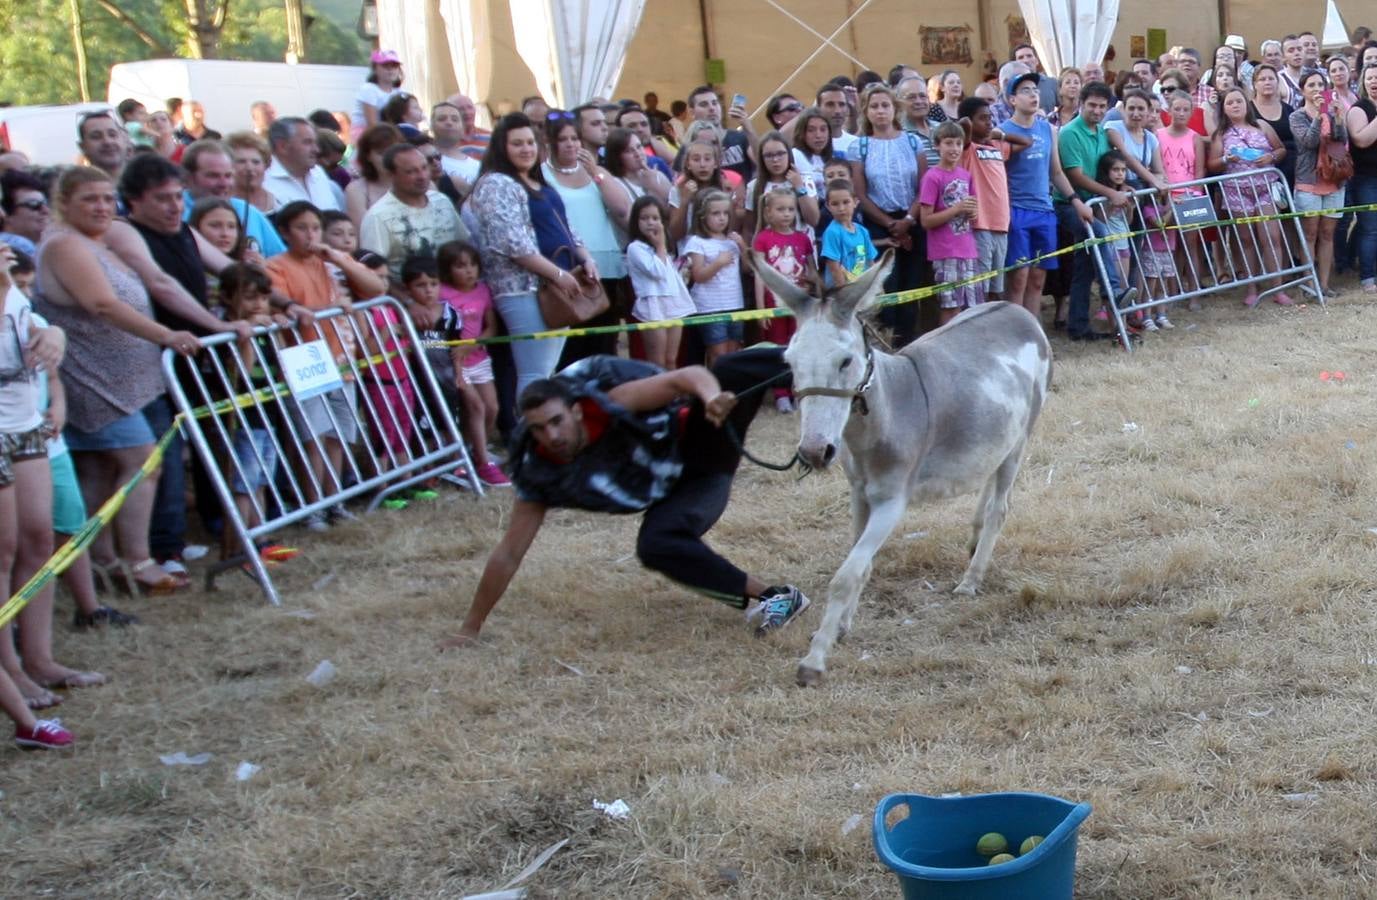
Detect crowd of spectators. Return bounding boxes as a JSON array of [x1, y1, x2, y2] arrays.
[[1, 25, 1374, 749]]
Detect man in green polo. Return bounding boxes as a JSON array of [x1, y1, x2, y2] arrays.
[[1052, 80, 1137, 341]]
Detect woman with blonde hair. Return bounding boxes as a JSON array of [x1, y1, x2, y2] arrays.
[[852, 82, 928, 343], [224, 131, 276, 213], [32, 167, 205, 596], [1050, 67, 1083, 126]]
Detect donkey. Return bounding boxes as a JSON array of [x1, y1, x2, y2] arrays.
[[754, 251, 1052, 686]]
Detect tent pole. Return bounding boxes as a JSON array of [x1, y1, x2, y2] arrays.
[[1218, 0, 1229, 42]]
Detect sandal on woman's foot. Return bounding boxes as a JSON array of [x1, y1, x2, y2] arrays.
[[116, 559, 185, 596], [25, 689, 62, 710], [38, 670, 106, 690], [1242, 292, 1259, 307], [1274, 293, 1296, 306]]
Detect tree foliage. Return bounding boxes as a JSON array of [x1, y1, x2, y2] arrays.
[[0, 0, 367, 107]]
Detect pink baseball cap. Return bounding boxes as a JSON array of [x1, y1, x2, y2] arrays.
[[371, 49, 401, 65]]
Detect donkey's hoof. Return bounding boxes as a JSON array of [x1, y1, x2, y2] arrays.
[[953, 581, 978, 596], [796, 665, 824, 687]]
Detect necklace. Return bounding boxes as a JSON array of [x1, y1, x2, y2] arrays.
[[555, 162, 581, 175]]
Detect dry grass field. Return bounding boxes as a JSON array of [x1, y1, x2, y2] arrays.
[[8, 286, 1377, 898]]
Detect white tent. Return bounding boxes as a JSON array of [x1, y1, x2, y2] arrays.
[[1320, 0, 1349, 49], [507, 0, 648, 108], [1017, 0, 1121, 76], [378, 0, 648, 117]]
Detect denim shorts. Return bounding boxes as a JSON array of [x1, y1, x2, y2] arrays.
[[230, 427, 280, 494], [63, 409, 156, 452], [1294, 186, 1346, 219], [698, 319, 744, 347]]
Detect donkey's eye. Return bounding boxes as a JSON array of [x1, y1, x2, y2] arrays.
[[839, 358, 852, 371]]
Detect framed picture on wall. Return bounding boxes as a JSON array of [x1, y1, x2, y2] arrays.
[[1006, 14, 1031, 55], [920, 25, 974, 66]]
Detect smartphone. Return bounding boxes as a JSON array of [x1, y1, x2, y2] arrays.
[[731, 92, 747, 110], [1322, 88, 1334, 106]]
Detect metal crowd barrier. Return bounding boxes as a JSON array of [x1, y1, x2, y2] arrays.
[[1083, 168, 1323, 350], [162, 297, 482, 604]]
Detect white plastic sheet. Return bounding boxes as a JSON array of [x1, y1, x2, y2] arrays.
[[507, 0, 648, 108], [377, 0, 470, 114], [439, 0, 494, 124], [1017, 0, 1120, 77]]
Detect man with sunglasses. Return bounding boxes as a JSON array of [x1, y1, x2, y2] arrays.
[[0, 171, 49, 258]]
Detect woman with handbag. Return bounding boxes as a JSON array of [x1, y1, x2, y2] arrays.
[[469, 113, 601, 395], [542, 114, 628, 366], [1290, 71, 1352, 298]]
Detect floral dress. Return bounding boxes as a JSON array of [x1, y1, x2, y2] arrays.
[[1219, 125, 1279, 214]]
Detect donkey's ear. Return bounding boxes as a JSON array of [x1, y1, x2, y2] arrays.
[[751, 250, 817, 320], [828, 249, 894, 321]]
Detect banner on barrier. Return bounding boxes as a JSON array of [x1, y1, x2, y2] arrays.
[[279, 340, 344, 400], [1171, 194, 1218, 228]]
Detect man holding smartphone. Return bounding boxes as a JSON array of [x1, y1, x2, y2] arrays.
[[674, 85, 756, 181]]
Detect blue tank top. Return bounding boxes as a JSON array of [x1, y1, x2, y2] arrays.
[[1001, 117, 1054, 211], [526, 183, 578, 271]]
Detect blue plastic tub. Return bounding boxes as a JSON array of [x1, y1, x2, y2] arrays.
[[873, 792, 1092, 900]]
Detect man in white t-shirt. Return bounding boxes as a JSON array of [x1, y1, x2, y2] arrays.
[[431, 101, 481, 188], [359, 144, 467, 287], [263, 117, 342, 212]]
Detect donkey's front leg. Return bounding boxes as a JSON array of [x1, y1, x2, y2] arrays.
[[797, 497, 907, 686]]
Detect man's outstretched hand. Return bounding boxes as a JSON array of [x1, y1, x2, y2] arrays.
[[704, 391, 737, 427]]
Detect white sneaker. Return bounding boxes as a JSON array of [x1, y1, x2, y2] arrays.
[[1155, 314, 1174, 329], [1141, 317, 1159, 332], [775, 396, 795, 414]]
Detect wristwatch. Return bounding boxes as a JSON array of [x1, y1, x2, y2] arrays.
[[795, 186, 809, 197]]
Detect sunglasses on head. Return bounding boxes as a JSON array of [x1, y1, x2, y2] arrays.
[[546, 110, 575, 121]]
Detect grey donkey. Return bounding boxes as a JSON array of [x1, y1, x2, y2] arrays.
[[754, 250, 1053, 686]]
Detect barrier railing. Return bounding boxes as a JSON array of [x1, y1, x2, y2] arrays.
[[1083, 168, 1323, 350], [162, 297, 481, 604]]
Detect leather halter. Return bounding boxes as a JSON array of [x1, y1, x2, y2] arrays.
[[793, 343, 877, 416]]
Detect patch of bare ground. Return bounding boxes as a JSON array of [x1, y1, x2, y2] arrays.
[[7, 287, 1377, 897]]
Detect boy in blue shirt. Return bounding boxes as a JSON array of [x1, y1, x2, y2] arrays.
[[819, 179, 878, 288]]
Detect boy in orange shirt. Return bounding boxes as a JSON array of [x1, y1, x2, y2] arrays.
[[957, 97, 1030, 302], [266, 201, 386, 531]]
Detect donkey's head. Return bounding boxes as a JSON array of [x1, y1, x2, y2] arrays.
[[753, 250, 894, 469]]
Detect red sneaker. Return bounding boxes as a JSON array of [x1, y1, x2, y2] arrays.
[[16, 718, 74, 750], [477, 462, 511, 487]]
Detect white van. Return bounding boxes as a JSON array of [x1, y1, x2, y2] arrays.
[[107, 59, 368, 135], [0, 102, 117, 167]]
